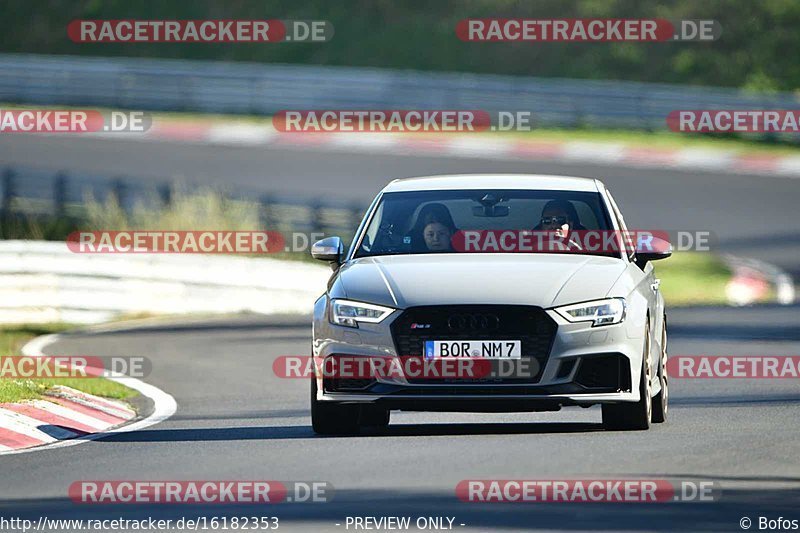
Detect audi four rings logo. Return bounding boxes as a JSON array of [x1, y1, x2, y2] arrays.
[[447, 313, 501, 332]]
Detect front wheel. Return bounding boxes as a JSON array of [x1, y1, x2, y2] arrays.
[[651, 320, 668, 423], [602, 326, 652, 431], [311, 378, 360, 435]]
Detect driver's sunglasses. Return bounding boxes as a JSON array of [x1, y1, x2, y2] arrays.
[[540, 216, 568, 225]]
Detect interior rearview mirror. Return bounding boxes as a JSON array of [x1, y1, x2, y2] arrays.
[[471, 205, 510, 217]]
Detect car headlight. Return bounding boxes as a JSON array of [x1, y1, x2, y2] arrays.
[[329, 299, 394, 328], [554, 298, 626, 327]]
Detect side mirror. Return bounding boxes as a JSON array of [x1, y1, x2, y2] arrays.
[[311, 236, 344, 269], [635, 236, 672, 268]]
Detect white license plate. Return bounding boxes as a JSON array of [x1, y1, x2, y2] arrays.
[[424, 340, 522, 359]]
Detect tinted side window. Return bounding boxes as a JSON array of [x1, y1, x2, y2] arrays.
[[606, 190, 635, 262]]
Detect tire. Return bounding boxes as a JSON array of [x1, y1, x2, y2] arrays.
[[310, 377, 360, 435], [359, 405, 390, 428], [602, 325, 652, 431], [651, 319, 668, 423]]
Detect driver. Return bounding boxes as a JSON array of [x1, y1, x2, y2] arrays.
[[536, 199, 586, 250]]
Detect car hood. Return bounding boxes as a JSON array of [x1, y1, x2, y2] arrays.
[[337, 254, 628, 309]]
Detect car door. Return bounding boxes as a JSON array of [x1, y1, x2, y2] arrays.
[[605, 189, 664, 379]]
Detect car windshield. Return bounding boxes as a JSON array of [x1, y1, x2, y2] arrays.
[[354, 189, 617, 258]]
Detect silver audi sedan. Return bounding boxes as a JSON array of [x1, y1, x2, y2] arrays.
[[310, 174, 671, 434]]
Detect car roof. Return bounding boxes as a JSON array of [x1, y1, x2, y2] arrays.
[[382, 174, 602, 193]]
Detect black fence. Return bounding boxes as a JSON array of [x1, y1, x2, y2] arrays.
[[0, 165, 367, 243]]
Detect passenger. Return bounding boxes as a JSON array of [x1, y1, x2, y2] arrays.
[[422, 221, 453, 251], [407, 203, 457, 252]]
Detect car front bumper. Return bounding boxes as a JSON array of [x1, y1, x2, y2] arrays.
[[312, 300, 647, 409]]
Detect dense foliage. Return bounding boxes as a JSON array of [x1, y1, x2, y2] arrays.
[[2, 0, 798, 90]]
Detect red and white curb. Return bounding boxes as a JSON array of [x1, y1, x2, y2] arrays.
[[0, 386, 135, 452], [0, 333, 176, 455], [723, 254, 796, 307], [96, 120, 800, 179]]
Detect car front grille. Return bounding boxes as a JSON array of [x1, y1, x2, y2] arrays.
[[390, 305, 557, 384], [323, 377, 375, 393]]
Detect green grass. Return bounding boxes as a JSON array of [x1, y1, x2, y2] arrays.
[[0, 324, 137, 403], [0, 324, 74, 355], [495, 127, 800, 156], [655, 252, 734, 307]]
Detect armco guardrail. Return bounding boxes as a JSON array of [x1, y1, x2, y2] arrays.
[[0, 240, 331, 324], [1, 53, 799, 135]]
